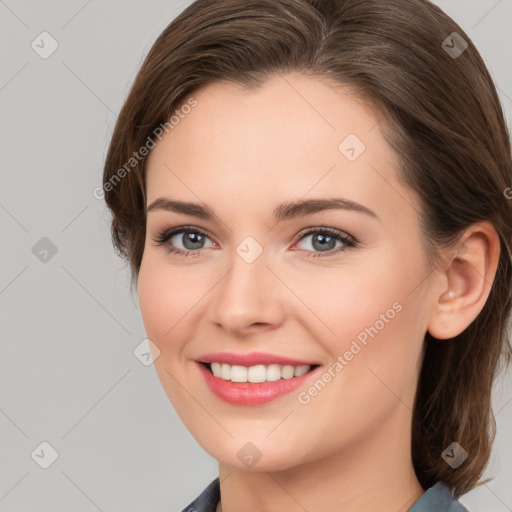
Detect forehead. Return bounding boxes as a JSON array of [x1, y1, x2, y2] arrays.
[[165, 74, 384, 165], [145, 73, 418, 226]]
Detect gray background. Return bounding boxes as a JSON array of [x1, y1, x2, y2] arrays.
[[0, 1, 511, 510]]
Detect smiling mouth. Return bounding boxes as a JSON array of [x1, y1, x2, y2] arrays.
[[200, 362, 320, 383]]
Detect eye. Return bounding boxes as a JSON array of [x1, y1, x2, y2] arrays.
[[152, 226, 215, 255], [293, 227, 357, 257], [152, 225, 357, 258]]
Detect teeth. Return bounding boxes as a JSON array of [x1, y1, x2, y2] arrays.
[[209, 362, 312, 382], [247, 364, 266, 383]]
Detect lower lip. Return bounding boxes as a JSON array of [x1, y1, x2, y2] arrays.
[[197, 362, 320, 406]]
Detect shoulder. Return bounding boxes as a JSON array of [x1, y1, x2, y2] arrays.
[[179, 478, 220, 512], [409, 482, 470, 512]]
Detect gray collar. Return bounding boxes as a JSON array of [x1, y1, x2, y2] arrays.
[[181, 478, 469, 512]]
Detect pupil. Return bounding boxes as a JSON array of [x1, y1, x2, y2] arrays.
[[184, 232, 203, 250], [313, 234, 335, 251]]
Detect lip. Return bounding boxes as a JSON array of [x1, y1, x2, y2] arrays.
[[196, 351, 319, 366], [196, 360, 322, 406]]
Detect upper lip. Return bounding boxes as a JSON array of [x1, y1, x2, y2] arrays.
[[196, 352, 319, 367]]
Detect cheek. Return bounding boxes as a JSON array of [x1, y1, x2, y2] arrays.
[[322, 290, 426, 420], [138, 233, 215, 322], [138, 262, 168, 344], [281, 251, 418, 345], [137, 258, 200, 407], [137, 255, 195, 351], [287, 250, 427, 396]]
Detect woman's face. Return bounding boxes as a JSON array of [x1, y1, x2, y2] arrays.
[[138, 73, 438, 471]]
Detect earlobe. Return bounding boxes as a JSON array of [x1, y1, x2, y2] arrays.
[[427, 222, 500, 340]]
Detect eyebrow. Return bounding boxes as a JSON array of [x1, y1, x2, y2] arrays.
[[146, 197, 380, 223]]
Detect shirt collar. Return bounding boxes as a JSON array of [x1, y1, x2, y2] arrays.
[[180, 478, 469, 512]]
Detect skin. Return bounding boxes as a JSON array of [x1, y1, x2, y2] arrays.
[[137, 73, 500, 512]]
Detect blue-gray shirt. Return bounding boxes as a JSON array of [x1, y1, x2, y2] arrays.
[[180, 478, 470, 511]]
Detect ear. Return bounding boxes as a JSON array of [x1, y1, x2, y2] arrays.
[[427, 221, 501, 340]]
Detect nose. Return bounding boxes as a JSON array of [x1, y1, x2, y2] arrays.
[[208, 243, 286, 336]]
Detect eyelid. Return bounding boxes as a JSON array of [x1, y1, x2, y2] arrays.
[[153, 225, 212, 238], [294, 226, 356, 244], [152, 224, 356, 241], [152, 225, 216, 247]]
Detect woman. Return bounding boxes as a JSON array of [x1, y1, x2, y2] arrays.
[[102, 0, 512, 510]]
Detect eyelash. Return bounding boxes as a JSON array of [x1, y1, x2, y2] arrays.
[[151, 226, 357, 258]]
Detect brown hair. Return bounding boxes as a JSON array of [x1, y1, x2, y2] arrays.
[[102, 0, 512, 497]]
